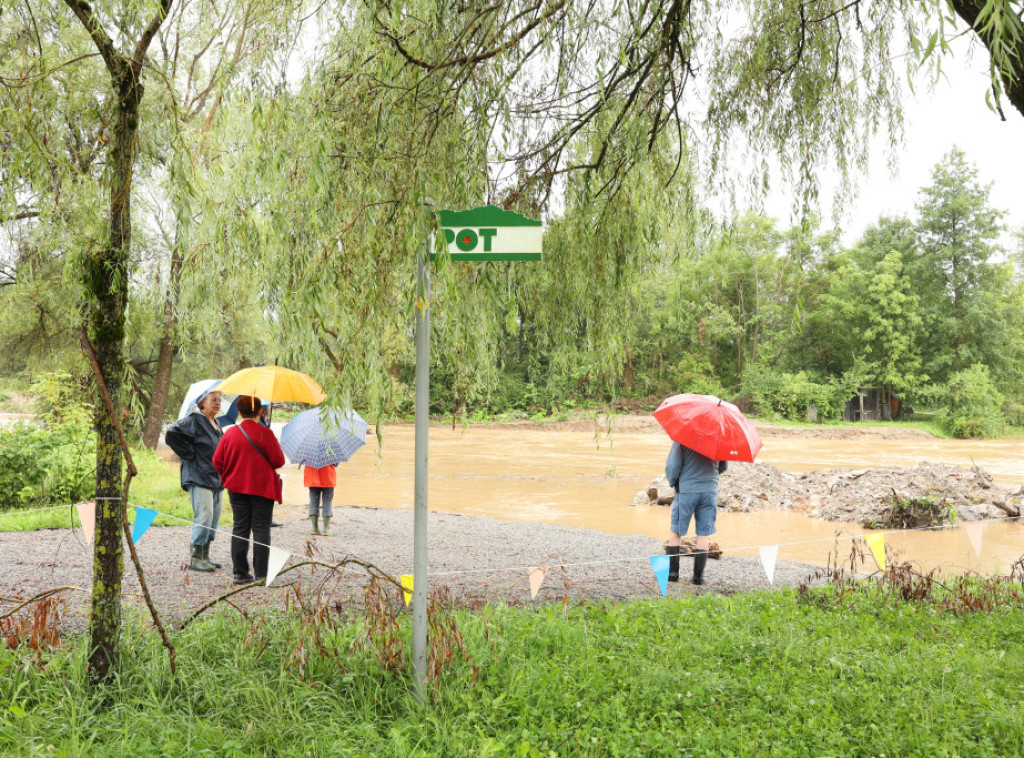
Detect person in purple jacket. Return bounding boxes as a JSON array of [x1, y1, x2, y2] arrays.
[[664, 441, 728, 585]]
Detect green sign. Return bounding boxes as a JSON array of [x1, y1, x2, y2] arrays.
[[434, 205, 543, 261]]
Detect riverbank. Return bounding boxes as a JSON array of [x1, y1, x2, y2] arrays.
[[1, 507, 821, 635]]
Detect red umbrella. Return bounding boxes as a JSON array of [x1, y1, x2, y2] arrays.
[[653, 393, 763, 462]]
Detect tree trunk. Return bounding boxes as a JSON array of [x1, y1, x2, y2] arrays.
[[87, 75, 139, 684], [141, 252, 182, 449]]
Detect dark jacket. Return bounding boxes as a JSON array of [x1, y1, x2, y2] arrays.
[[665, 442, 728, 494], [165, 413, 224, 492]]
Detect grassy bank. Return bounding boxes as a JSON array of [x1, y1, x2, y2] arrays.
[[2, 584, 1023, 756]]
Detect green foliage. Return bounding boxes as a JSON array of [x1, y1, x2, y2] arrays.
[[0, 421, 93, 511], [944, 363, 1006, 439], [865, 492, 957, 529], [740, 365, 855, 422], [3, 589, 1024, 754]]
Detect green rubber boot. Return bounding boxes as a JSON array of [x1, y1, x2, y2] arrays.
[[321, 517, 331, 537], [189, 544, 214, 572], [310, 515, 319, 535], [201, 543, 221, 569]]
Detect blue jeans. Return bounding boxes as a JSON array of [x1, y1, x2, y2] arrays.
[[307, 487, 335, 518], [188, 486, 222, 546], [671, 491, 718, 537]]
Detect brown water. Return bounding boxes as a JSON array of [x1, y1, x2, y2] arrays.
[[278, 424, 1024, 574]]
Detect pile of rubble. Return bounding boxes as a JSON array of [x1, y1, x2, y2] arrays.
[[633, 461, 1022, 526]]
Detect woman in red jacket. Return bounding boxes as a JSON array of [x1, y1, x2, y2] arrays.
[[213, 395, 286, 585]]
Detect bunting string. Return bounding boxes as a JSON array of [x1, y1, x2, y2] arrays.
[[1, 501, 1020, 591]]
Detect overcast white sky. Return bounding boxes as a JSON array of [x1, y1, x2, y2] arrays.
[[761, 43, 1024, 246]]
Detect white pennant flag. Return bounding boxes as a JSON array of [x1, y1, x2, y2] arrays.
[[264, 546, 290, 585], [965, 522, 983, 557], [759, 545, 779, 585], [76, 501, 96, 543]]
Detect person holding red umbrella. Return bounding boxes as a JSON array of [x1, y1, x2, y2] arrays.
[[654, 393, 762, 585], [665, 442, 727, 584]]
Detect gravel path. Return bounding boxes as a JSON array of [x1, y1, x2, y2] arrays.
[[2, 507, 821, 634]]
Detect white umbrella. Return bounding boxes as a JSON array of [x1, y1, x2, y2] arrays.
[[177, 379, 224, 419]]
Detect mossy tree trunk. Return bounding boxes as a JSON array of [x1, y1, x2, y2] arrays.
[[62, 0, 173, 685]]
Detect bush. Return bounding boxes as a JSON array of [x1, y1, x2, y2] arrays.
[[740, 365, 850, 421], [943, 364, 1005, 438], [0, 421, 94, 510]]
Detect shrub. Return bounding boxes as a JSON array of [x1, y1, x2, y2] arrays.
[[0, 421, 94, 510], [740, 365, 850, 421], [943, 364, 1005, 438]]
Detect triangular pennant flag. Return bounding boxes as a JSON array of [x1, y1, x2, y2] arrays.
[[759, 545, 779, 585], [649, 555, 670, 597], [965, 522, 983, 557], [131, 507, 158, 544], [76, 501, 96, 543], [264, 546, 290, 585], [400, 575, 414, 606], [865, 533, 886, 571], [528, 566, 549, 599]]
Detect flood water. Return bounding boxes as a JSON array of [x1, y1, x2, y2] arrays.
[[277, 424, 1024, 576]]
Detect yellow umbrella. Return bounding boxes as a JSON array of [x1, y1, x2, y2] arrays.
[[216, 365, 326, 404]]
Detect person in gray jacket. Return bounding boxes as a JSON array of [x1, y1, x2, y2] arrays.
[[665, 441, 728, 585], [164, 389, 225, 572]]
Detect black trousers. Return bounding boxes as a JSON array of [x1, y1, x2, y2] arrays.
[[228, 491, 274, 578]]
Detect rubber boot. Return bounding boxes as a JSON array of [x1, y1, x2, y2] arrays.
[[310, 515, 320, 535], [666, 545, 680, 582], [201, 543, 222, 569], [692, 551, 709, 586], [189, 544, 214, 572], [321, 517, 331, 537]]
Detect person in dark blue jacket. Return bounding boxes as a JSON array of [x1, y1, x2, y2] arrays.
[[665, 441, 728, 585], [165, 389, 225, 572]]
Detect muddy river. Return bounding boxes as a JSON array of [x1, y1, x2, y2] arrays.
[[274, 424, 1024, 576]]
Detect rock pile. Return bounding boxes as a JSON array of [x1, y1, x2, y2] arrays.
[[633, 461, 1022, 527]]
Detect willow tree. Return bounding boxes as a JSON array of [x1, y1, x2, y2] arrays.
[[0, 0, 306, 682]]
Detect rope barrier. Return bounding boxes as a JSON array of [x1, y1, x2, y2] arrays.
[[3, 500, 1018, 579]]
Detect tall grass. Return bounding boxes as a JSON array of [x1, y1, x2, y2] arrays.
[[2, 582, 1023, 756]]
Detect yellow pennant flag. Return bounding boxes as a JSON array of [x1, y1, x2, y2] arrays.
[[400, 575, 414, 606], [865, 533, 886, 571]]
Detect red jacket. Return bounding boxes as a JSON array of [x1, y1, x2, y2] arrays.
[[213, 419, 286, 502]]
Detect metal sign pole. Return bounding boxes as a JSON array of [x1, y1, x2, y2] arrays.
[[412, 227, 432, 702]]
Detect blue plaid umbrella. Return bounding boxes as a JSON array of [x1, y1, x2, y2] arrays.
[[280, 407, 368, 467]]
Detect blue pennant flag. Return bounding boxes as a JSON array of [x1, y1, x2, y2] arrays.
[[649, 555, 670, 597], [132, 507, 158, 544]]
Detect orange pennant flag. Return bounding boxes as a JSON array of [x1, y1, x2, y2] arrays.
[[965, 522, 983, 557], [528, 566, 549, 599], [76, 501, 96, 543]]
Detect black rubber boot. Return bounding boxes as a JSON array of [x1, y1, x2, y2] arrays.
[[666, 545, 680, 582], [189, 544, 214, 573], [232, 571, 255, 586], [692, 551, 709, 586], [201, 543, 221, 569]]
